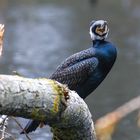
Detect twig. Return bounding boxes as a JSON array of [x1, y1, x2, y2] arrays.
[[0, 115, 8, 140], [11, 117, 32, 140], [0, 130, 15, 140]]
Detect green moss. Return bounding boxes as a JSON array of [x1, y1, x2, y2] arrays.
[[52, 127, 78, 140], [48, 80, 68, 118], [31, 108, 46, 121]]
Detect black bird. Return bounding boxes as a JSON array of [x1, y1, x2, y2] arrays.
[[21, 20, 117, 134]]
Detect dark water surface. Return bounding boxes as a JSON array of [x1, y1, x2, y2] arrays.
[[0, 0, 140, 139]]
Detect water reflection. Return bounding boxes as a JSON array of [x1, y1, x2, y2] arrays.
[[0, 0, 140, 140], [5, 4, 73, 78]]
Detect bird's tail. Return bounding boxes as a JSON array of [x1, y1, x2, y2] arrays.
[[20, 120, 40, 134]]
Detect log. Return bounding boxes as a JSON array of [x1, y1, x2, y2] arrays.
[[0, 75, 96, 140]]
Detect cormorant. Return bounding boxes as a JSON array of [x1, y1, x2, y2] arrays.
[[21, 20, 117, 134]]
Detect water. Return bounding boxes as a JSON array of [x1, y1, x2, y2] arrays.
[[0, 0, 140, 139]]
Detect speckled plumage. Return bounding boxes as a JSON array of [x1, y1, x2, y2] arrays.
[[21, 20, 117, 134], [50, 48, 98, 91]]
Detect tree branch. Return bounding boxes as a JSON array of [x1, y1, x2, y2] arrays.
[[0, 24, 4, 56], [95, 95, 140, 140], [0, 75, 96, 140]]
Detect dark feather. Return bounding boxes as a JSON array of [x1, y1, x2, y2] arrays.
[[50, 56, 99, 89]]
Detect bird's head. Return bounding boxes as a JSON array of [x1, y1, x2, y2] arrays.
[[89, 20, 109, 41]]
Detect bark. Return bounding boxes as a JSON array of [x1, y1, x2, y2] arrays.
[[0, 75, 96, 140]]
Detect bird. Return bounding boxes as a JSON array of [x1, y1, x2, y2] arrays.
[[21, 20, 117, 134]]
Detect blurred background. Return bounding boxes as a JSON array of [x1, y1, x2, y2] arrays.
[[0, 0, 140, 139]]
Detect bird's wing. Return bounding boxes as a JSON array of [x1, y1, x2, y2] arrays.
[[50, 57, 98, 89], [54, 48, 95, 71]]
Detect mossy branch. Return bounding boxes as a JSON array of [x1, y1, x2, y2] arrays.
[[0, 75, 96, 140]]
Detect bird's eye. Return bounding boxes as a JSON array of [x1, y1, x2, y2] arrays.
[[97, 24, 101, 28], [104, 22, 107, 27], [91, 26, 95, 33], [91, 25, 98, 33]]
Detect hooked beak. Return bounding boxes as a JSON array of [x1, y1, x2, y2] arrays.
[[96, 24, 107, 36], [97, 25, 106, 33]]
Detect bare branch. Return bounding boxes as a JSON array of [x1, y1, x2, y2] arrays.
[[0, 115, 8, 140], [0, 24, 4, 56], [95, 95, 140, 140]]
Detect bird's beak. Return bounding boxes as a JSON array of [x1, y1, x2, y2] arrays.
[[97, 25, 105, 33], [96, 24, 107, 36]]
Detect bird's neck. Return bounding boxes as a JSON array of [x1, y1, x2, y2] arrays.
[[92, 40, 105, 47]]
